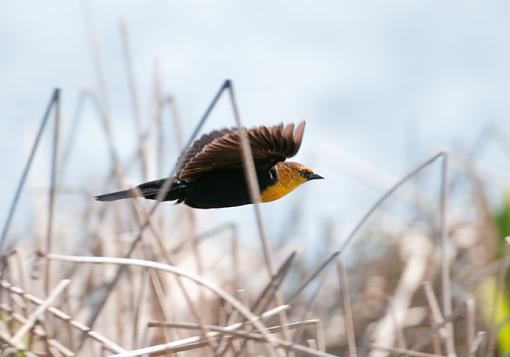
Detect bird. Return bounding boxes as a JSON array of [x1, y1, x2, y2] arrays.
[[95, 122, 323, 209]]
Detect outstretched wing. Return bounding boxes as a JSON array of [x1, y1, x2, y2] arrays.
[[177, 122, 306, 181], [175, 128, 232, 174]]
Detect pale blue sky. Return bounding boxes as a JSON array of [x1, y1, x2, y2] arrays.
[[1, 0, 510, 247]]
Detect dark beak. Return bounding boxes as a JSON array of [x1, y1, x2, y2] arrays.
[[307, 173, 324, 180]]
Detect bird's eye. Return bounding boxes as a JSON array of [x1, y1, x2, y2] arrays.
[[300, 169, 311, 178], [269, 166, 277, 180]]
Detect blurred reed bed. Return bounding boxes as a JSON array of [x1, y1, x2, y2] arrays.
[[1, 18, 510, 357]]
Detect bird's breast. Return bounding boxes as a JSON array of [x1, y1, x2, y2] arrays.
[[260, 181, 297, 202]]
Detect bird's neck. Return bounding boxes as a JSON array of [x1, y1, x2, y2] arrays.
[[260, 163, 306, 202]]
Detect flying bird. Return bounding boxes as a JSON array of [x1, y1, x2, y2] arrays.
[[95, 122, 323, 208]]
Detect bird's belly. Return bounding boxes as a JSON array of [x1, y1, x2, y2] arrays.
[[260, 182, 295, 202], [184, 170, 273, 209]]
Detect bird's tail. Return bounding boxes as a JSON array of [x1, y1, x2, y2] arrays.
[[95, 188, 138, 202], [95, 178, 186, 202]]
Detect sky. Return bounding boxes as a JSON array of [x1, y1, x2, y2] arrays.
[[1, 0, 510, 249]]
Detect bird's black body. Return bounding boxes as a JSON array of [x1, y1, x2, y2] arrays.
[[136, 168, 276, 208]]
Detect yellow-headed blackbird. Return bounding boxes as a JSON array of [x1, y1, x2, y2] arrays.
[[95, 122, 323, 208]]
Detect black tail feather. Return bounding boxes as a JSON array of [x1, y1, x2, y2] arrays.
[[95, 178, 187, 203], [95, 188, 138, 202], [137, 178, 186, 201]]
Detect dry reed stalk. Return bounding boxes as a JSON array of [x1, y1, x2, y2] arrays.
[[438, 154, 456, 357], [411, 304, 466, 352], [465, 298, 476, 357], [423, 281, 449, 345], [336, 259, 357, 357], [307, 339, 318, 350], [81, 0, 109, 111], [43, 87, 61, 301], [288, 266, 330, 351], [461, 254, 510, 291], [148, 270, 178, 356], [155, 95, 182, 181], [371, 344, 447, 357], [315, 320, 326, 352], [132, 268, 149, 348], [59, 89, 88, 180], [237, 289, 255, 355], [230, 225, 241, 292], [470, 331, 486, 356], [62, 287, 77, 352], [149, 318, 320, 336], [0, 89, 60, 253]]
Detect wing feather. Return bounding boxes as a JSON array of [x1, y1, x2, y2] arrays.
[[175, 128, 231, 174], [177, 122, 306, 181]]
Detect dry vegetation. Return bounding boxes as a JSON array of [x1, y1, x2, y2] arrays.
[[1, 20, 510, 357]]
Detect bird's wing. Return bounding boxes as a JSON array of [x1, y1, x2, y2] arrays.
[[175, 128, 232, 173], [177, 122, 306, 181]]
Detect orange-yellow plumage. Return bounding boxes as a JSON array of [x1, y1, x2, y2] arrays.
[[260, 162, 311, 202]]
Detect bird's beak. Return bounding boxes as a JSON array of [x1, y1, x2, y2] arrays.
[[308, 173, 324, 180]]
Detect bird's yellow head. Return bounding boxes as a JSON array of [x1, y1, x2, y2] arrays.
[[260, 162, 324, 203]]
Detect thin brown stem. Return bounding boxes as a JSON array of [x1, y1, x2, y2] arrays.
[[0, 89, 60, 253], [336, 259, 357, 357]]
